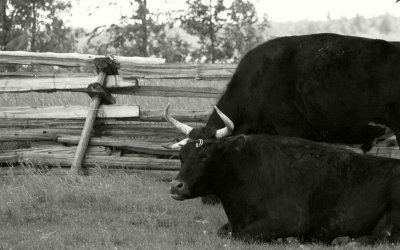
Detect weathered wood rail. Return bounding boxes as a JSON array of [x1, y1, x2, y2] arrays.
[[0, 51, 166, 67], [0, 105, 139, 119], [0, 51, 236, 79], [0, 51, 234, 178], [0, 73, 227, 98]]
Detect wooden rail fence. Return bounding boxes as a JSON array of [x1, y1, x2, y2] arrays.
[[1, 51, 399, 179], [0, 51, 236, 179]]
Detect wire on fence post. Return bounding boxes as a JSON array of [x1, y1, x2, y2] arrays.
[[70, 57, 119, 175]]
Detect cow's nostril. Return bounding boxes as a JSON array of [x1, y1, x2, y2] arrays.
[[170, 180, 187, 193]]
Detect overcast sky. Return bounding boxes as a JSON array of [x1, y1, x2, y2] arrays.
[[68, 0, 400, 29]]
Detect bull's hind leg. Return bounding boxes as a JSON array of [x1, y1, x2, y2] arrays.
[[217, 223, 231, 238], [387, 177, 400, 243], [371, 213, 392, 243], [358, 213, 392, 244], [331, 213, 392, 246], [385, 104, 400, 150], [387, 202, 400, 243], [232, 216, 307, 243], [391, 128, 400, 151], [388, 213, 400, 243]]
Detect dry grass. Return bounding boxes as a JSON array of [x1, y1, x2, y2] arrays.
[[0, 166, 223, 249], [1, 166, 396, 250]]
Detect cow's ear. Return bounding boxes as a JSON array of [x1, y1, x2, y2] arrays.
[[219, 135, 246, 153]]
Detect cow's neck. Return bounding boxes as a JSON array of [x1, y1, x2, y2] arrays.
[[213, 145, 263, 232], [205, 84, 246, 134]]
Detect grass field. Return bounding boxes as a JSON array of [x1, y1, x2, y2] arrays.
[[0, 166, 227, 250], [0, 166, 396, 250]]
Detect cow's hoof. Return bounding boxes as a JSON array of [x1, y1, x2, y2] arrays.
[[285, 237, 300, 244], [332, 236, 352, 246], [217, 223, 231, 238], [201, 195, 220, 205], [332, 236, 375, 246], [353, 236, 375, 245]]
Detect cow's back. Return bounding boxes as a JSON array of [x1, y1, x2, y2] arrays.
[[207, 33, 400, 145], [292, 34, 400, 134]]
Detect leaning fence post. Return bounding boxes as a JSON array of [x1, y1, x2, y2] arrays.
[[70, 57, 119, 175]]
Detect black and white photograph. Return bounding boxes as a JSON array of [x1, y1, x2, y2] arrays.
[[1, 0, 400, 249]]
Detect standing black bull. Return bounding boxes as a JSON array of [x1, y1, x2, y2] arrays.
[[167, 33, 400, 152], [168, 127, 400, 243]]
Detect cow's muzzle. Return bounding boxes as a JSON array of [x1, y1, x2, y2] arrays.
[[170, 179, 190, 201]]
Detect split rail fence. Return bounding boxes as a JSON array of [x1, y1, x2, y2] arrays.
[[0, 51, 399, 179], [0, 51, 236, 179]]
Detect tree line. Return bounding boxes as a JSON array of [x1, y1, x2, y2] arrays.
[[81, 0, 269, 63], [1, 0, 400, 63]]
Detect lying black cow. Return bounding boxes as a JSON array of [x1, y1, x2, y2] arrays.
[[169, 131, 400, 243], [166, 105, 400, 243], [167, 33, 400, 152]]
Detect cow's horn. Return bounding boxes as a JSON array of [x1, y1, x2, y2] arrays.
[[164, 103, 193, 136], [214, 106, 234, 138], [162, 138, 189, 150]]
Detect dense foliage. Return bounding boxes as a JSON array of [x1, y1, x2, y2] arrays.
[[0, 0, 75, 52]]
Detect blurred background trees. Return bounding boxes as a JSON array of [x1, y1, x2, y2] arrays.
[[0, 0, 75, 52], [1, 0, 400, 63]]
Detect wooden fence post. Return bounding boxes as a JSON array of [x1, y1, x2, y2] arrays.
[[70, 57, 119, 175]]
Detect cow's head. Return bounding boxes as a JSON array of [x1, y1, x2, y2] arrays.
[[164, 103, 241, 201]]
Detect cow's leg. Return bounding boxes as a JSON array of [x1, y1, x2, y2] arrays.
[[232, 217, 306, 242], [391, 127, 400, 150], [387, 177, 400, 243], [388, 202, 400, 242], [387, 207, 400, 243], [217, 223, 231, 238], [385, 105, 400, 149], [331, 213, 391, 246], [201, 195, 220, 204], [370, 212, 392, 242]]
